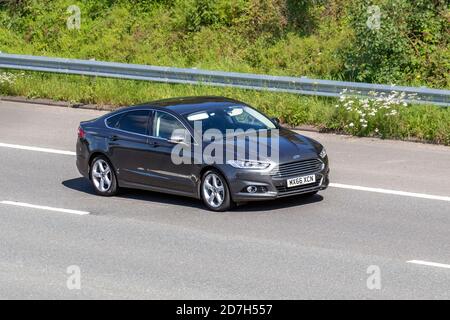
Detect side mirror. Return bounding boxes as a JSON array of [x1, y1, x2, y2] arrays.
[[168, 129, 189, 145], [271, 117, 280, 127]]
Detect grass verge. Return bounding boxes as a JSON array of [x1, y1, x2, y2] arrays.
[[1, 71, 449, 146]]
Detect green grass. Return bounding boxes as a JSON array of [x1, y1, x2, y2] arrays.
[[1, 71, 449, 146]]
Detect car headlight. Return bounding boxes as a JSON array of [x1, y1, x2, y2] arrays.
[[319, 147, 327, 159], [227, 160, 272, 169]]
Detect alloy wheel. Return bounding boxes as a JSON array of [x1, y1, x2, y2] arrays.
[[92, 159, 112, 192], [202, 173, 226, 208]]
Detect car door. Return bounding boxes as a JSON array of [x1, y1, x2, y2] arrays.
[[106, 110, 153, 186], [144, 110, 197, 194]]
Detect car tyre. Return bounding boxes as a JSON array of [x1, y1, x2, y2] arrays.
[[90, 156, 119, 196], [201, 169, 234, 212]]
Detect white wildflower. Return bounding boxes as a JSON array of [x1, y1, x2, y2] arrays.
[[0, 72, 18, 86]]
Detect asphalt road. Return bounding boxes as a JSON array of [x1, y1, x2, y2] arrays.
[[0, 100, 449, 299]]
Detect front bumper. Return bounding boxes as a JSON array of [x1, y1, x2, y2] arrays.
[[222, 162, 330, 202]]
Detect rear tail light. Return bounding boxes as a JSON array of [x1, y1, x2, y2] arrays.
[[78, 126, 85, 139]]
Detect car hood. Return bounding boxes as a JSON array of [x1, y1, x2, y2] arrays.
[[275, 128, 321, 163], [204, 128, 320, 164]]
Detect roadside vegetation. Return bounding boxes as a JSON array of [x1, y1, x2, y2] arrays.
[[0, 0, 449, 145]]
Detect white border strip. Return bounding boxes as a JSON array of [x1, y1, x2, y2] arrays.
[[330, 183, 450, 202], [0, 201, 89, 215], [0, 142, 75, 156], [407, 260, 450, 270]]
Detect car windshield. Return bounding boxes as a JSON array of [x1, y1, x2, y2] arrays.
[[184, 105, 276, 134]]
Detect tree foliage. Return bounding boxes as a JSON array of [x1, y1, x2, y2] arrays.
[[0, 0, 448, 88]]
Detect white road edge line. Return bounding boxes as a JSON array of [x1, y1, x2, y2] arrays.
[[0, 201, 90, 216], [0, 142, 75, 156], [1, 142, 450, 203], [407, 260, 450, 270], [330, 183, 450, 202]]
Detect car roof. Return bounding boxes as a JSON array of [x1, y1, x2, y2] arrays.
[[118, 96, 246, 115]]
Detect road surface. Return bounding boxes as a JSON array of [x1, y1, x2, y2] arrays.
[[0, 100, 449, 299]]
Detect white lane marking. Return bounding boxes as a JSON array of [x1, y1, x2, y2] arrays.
[[1, 141, 449, 203], [0, 201, 89, 215], [0, 142, 75, 156], [407, 260, 450, 270], [330, 183, 450, 202]]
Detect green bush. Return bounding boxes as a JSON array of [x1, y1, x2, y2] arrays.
[[342, 0, 449, 87], [1, 0, 448, 87]]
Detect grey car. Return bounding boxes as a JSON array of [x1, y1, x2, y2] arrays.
[[76, 96, 329, 211]]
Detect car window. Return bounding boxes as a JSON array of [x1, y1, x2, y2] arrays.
[[232, 109, 259, 126], [106, 113, 122, 128], [115, 110, 150, 135], [153, 111, 185, 140], [185, 105, 276, 134]]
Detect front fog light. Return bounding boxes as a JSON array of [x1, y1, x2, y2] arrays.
[[247, 186, 258, 193]]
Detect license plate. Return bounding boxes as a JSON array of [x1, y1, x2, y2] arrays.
[[286, 174, 316, 188]]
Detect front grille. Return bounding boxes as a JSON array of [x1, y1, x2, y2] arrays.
[[275, 180, 321, 194], [270, 158, 323, 178]]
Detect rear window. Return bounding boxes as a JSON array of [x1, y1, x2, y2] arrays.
[[106, 114, 122, 128], [107, 110, 150, 135]]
